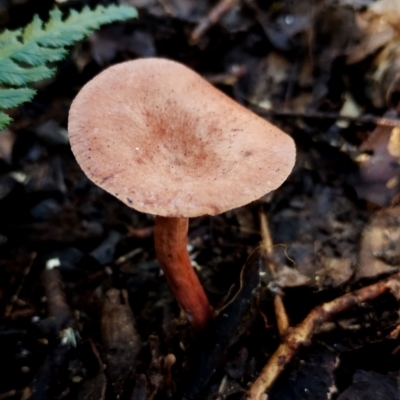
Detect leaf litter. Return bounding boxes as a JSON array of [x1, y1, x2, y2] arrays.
[[1, 0, 400, 399]]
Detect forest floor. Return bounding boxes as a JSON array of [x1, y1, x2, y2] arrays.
[[1, 0, 400, 399]]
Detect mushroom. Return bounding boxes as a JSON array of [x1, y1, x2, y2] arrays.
[[68, 58, 295, 330]]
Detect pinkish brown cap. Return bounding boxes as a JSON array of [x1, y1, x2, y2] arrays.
[[68, 58, 295, 218]]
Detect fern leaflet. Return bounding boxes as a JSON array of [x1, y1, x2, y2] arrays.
[[0, 88, 36, 109], [0, 4, 137, 130], [0, 112, 11, 129]]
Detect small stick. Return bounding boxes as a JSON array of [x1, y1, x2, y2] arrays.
[[389, 323, 400, 339], [114, 248, 143, 265], [259, 210, 289, 336], [246, 272, 400, 400], [0, 390, 18, 400], [157, 0, 175, 16], [191, 0, 239, 44], [250, 105, 400, 128], [163, 353, 176, 387], [42, 260, 72, 332]]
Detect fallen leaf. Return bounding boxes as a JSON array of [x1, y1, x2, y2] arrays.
[[356, 205, 400, 280], [352, 120, 400, 205]]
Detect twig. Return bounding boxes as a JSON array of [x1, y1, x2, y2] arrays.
[[163, 353, 176, 388], [246, 271, 400, 400], [42, 260, 72, 332], [190, 0, 239, 44], [389, 323, 400, 339], [114, 247, 142, 265], [31, 259, 76, 400], [157, 0, 175, 16], [250, 104, 400, 128], [259, 210, 289, 336], [0, 390, 18, 400]]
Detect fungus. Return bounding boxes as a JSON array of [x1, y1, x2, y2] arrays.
[[68, 58, 295, 330]]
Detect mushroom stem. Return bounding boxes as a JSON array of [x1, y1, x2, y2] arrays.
[[154, 216, 214, 330]]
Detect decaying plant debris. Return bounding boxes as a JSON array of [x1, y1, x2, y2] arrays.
[[1, 0, 400, 399]]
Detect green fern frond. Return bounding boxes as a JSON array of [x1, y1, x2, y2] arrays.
[[0, 4, 137, 129], [0, 59, 54, 86], [13, 42, 68, 66], [0, 88, 36, 109], [0, 112, 12, 131]]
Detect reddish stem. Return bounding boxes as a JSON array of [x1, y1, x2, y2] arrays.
[[154, 216, 214, 330]]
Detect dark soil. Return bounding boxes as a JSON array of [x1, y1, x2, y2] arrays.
[[1, 1, 400, 399]]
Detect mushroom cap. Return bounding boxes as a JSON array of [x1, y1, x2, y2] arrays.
[[69, 58, 295, 218]]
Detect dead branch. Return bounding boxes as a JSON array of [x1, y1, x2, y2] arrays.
[[259, 210, 289, 336], [191, 0, 239, 44], [250, 105, 400, 128], [246, 271, 400, 400]]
